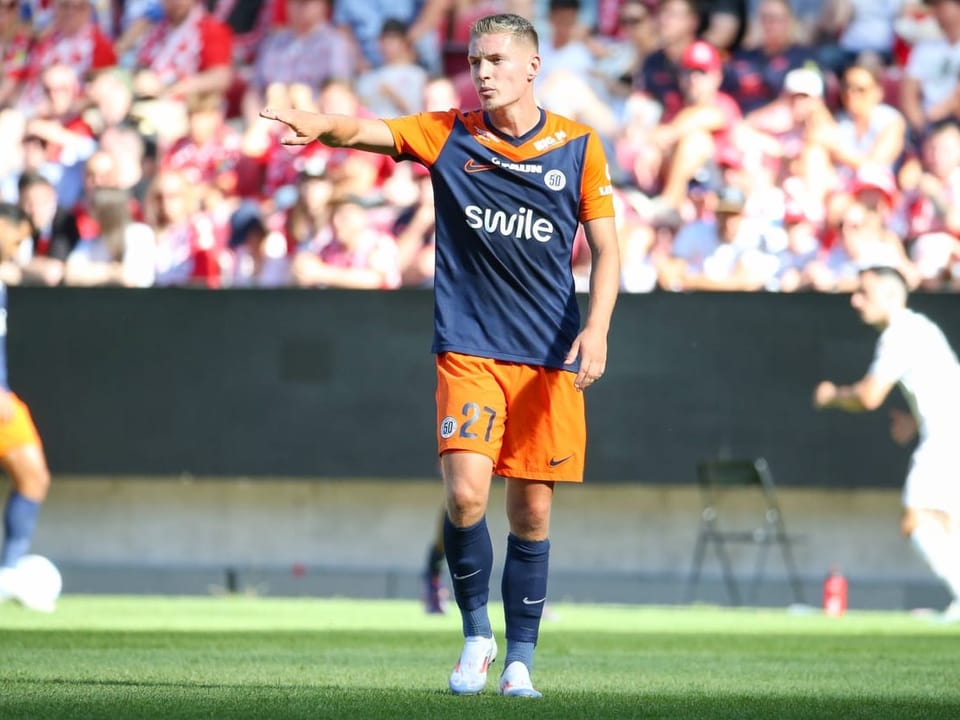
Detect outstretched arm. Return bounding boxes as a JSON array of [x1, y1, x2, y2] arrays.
[[813, 374, 895, 413], [259, 107, 399, 155]]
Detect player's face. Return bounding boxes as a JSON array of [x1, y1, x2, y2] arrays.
[[468, 32, 539, 113], [851, 272, 890, 326]]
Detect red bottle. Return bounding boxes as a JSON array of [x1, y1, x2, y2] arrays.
[[823, 567, 848, 617]]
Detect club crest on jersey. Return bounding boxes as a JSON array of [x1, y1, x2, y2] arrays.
[[439, 416, 458, 439], [544, 169, 566, 191]]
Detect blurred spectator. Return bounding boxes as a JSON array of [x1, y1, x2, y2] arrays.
[[0, 203, 34, 286], [632, 0, 699, 123], [900, 0, 960, 139], [143, 169, 222, 287], [0, 0, 33, 110], [355, 19, 429, 118], [900, 120, 960, 288], [72, 149, 122, 242], [423, 75, 464, 112], [161, 92, 242, 211], [766, 200, 821, 291], [586, 0, 659, 117], [724, 0, 818, 114], [312, 80, 396, 202], [789, 0, 834, 45], [698, 0, 749, 55], [226, 202, 292, 287], [538, 0, 593, 84], [646, 41, 743, 211], [292, 195, 401, 289], [133, 0, 233, 138], [660, 185, 780, 291], [84, 68, 136, 134], [615, 197, 680, 293], [747, 67, 838, 222], [210, 0, 276, 66], [807, 198, 912, 291], [16, 0, 117, 118], [392, 165, 436, 287], [284, 162, 335, 250], [114, 1, 166, 66], [821, 60, 907, 179], [0, 202, 30, 285], [64, 186, 156, 286], [535, 0, 620, 137], [17, 171, 80, 286], [99, 124, 152, 205], [815, 0, 903, 71], [242, 0, 353, 125], [334, 0, 447, 73], [23, 64, 99, 208]]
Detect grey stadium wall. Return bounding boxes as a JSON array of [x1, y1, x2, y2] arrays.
[[9, 287, 959, 486]]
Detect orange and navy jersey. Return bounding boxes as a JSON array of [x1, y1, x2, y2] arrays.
[[383, 109, 615, 370]]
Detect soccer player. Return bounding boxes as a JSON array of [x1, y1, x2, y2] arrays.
[[0, 203, 54, 611], [261, 13, 620, 697], [814, 265, 960, 622]]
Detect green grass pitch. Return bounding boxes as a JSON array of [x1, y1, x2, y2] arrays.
[[1, 596, 959, 719]]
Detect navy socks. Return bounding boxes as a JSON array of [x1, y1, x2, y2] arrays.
[[2, 491, 40, 567], [444, 515, 493, 638], [502, 533, 550, 670]]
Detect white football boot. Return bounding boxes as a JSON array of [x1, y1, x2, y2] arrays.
[[0, 566, 17, 603], [449, 635, 497, 694], [498, 661, 542, 698]]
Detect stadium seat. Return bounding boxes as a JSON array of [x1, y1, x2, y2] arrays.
[[685, 457, 805, 606]]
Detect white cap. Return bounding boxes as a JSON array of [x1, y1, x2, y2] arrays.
[[783, 68, 824, 98]]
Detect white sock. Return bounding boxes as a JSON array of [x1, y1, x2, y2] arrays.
[[910, 522, 960, 601]]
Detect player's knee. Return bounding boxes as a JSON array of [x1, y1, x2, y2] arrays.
[[507, 504, 551, 540], [445, 486, 486, 525], [18, 461, 51, 502]]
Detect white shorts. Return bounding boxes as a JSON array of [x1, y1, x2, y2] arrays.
[[902, 440, 960, 516]]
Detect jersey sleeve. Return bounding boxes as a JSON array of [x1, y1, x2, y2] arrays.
[[868, 328, 909, 385], [578, 129, 615, 222], [382, 111, 457, 167]]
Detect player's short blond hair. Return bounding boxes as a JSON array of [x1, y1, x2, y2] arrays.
[[470, 13, 539, 52]]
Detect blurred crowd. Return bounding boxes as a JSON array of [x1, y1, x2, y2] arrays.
[[1, 0, 959, 292]]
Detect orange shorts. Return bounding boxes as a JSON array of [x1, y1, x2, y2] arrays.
[[0, 393, 42, 457], [435, 352, 586, 482]]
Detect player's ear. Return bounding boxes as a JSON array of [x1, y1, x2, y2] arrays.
[[527, 54, 541, 82]]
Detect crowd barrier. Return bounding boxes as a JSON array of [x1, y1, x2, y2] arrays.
[[11, 287, 958, 486]]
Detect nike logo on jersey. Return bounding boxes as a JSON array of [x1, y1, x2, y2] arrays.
[[452, 569, 483, 580], [522, 596, 546, 605], [463, 158, 495, 173], [549, 455, 572, 467]]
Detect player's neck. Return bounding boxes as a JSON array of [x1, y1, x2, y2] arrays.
[[485, 101, 542, 139]]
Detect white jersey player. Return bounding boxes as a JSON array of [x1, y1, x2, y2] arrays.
[[814, 265, 960, 622]]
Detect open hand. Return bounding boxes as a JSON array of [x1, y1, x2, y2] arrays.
[[565, 327, 606, 392], [259, 107, 328, 146]]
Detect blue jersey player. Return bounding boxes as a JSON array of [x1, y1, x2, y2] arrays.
[[261, 13, 621, 696]]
